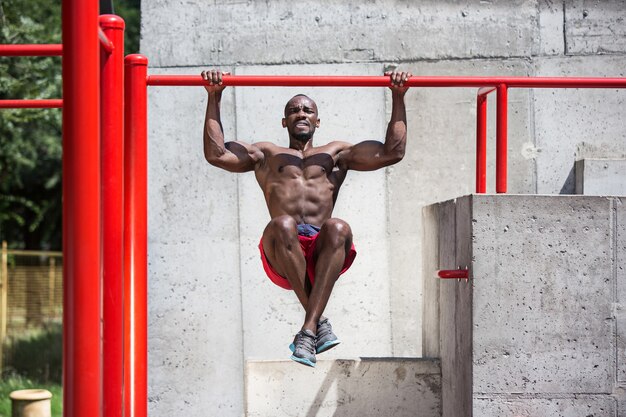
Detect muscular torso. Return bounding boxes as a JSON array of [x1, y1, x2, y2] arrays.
[[254, 141, 350, 226]]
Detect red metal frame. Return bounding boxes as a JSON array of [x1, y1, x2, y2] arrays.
[[147, 74, 626, 88], [0, 99, 62, 108], [496, 84, 508, 193], [124, 54, 149, 417], [5, 11, 626, 414], [100, 14, 125, 417], [475, 87, 494, 194], [61, 1, 101, 417], [0, 44, 62, 56]]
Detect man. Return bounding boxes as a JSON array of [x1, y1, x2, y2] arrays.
[[201, 69, 411, 367]]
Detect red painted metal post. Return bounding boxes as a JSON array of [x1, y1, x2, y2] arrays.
[[124, 54, 148, 417], [475, 88, 493, 194], [61, 1, 101, 416], [100, 14, 125, 417], [496, 84, 508, 193]]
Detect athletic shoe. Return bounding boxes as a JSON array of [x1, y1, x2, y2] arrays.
[[315, 317, 341, 353], [289, 318, 341, 354], [290, 329, 317, 368]]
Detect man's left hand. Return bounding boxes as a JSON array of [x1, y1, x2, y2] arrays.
[[385, 71, 412, 95]]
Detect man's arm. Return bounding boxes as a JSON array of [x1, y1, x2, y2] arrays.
[[202, 70, 264, 173], [337, 71, 411, 171]]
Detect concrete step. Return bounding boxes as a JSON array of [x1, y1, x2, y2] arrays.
[[245, 357, 441, 417]]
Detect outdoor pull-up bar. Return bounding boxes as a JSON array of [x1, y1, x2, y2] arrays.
[[146, 74, 626, 88]]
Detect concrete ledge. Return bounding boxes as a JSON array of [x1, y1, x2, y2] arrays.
[[245, 358, 441, 417], [575, 158, 626, 195]]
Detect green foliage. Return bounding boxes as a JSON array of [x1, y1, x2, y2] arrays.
[[8, 324, 63, 384], [0, 0, 140, 249], [115, 0, 141, 54], [0, 0, 63, 250], [0, 374, 62, 417]]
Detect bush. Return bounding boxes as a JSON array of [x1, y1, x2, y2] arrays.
[[8, 324, 62, 384]]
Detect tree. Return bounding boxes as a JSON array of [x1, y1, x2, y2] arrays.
[[0, 0, 140, 250]]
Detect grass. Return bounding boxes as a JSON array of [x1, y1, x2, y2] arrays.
[[0, 375, 62, 417]]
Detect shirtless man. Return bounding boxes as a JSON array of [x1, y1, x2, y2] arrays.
[[201, 69, 411, 367]]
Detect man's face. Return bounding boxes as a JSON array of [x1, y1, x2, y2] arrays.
[[282, 95, 320, 142]]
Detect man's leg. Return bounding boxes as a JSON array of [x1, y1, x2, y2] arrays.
[[301, 218, 353, 333], [261, 215, 309, 308]]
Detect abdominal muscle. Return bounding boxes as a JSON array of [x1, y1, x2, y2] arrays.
[[262, 174, 337, 226]]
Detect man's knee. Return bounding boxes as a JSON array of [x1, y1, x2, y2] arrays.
[[265, 215, 298, 245], [320, 218, 352, 246]]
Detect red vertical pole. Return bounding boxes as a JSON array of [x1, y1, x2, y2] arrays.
[[100, 14, 125, 417], [62, 1, 102, 417], [124, 54, 148, 417], [476, 93, 488, 193], [496, 84, 508, 193]]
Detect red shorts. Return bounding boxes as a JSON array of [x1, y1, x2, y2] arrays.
[[258, 232, 357, 290]]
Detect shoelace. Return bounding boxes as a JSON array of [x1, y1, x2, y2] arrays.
[[317, 320, 332, 339], [294, 331, 316, 354]]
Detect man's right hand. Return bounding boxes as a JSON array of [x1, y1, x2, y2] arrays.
[[201, 69, 230, 94]]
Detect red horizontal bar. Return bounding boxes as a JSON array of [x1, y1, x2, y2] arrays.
[[437, 269, 469, 279], [0, 44, 63, 56], [0, 99, 63, 108], [147, 74, 626, 88]]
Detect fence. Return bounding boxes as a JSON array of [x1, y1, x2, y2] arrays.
[[0, 241, 63, 373]]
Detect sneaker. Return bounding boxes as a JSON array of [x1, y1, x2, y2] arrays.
[[289, 318, 341, 354], [315, 318, 341, 354], [290, 329, 317, 368]]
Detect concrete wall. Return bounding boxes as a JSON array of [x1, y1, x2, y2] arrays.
[[245, 358, 441, 417], [142, 1, 626, 415], [423, 194, 624, 416]]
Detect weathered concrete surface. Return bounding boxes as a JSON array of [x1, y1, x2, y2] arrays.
[[474, 396, 617, 417], [423, 195, 624, 416], [147, 67, 245, 415], [565, 0, 626, 55], [575, 159, 626, 195], [245, 358, 441, 417], [533, 55, 626, 194], [143, 0, 542, 68], [142, 1, 626, 415], [472, 195, 614, 394]]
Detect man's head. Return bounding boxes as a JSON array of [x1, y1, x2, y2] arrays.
[[282, 94, 320, 143]]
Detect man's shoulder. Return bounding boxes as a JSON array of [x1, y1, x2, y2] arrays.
[[252, 141, 284, 152], [317, 140, 352, 151]]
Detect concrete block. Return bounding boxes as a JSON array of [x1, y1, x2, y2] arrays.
[[565, 0, 626, 55], [532, 56, 626, 194], [245, 358, 441, 417], [537, 0, 565, 56], [615, 198, 626, 382], [439, 196, 473, 417], [148, 240, 244, 416], [575, 159, 626, 195], [142, 0, 540, 68], [147, 66, 245, 416], [474, 395, 617, 417], [421, 203, 440, 358], [472, 195, 614, 394], [147, 66, 238, 243]]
